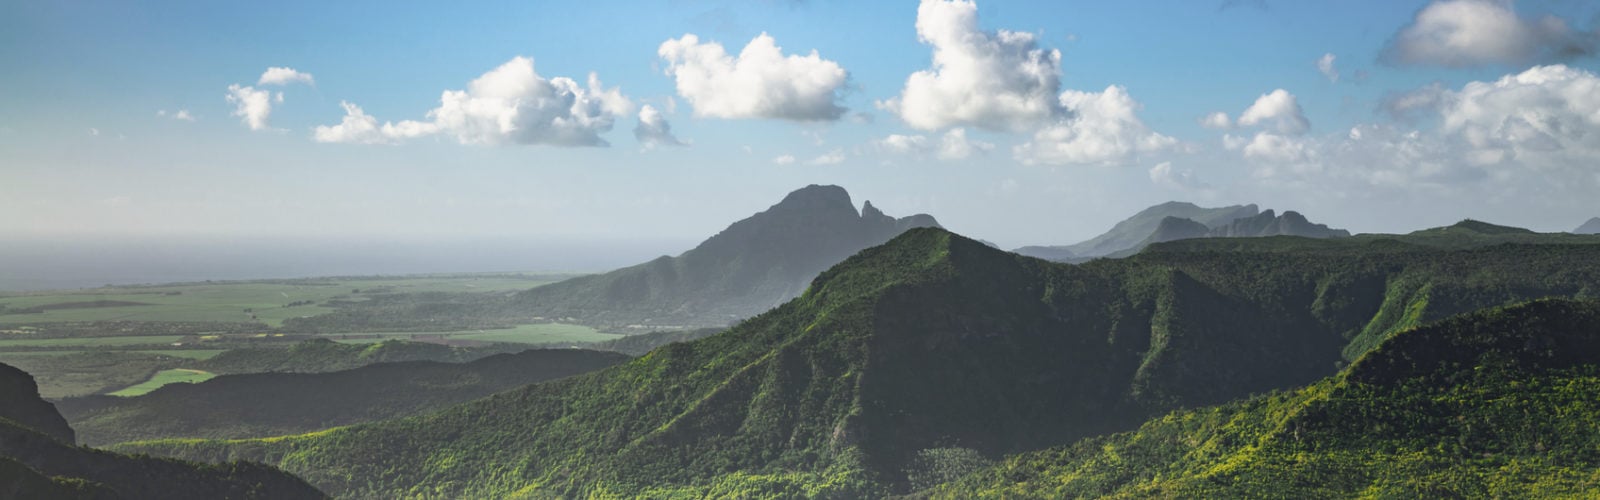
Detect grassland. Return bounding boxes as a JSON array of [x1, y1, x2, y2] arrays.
[[108, 369, 217, 397], [330, 323, 621, 346], [0, 273, 565, 327]]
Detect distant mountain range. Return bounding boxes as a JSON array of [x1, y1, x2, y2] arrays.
[[507, 184, 940, 328], [1576, 217, 1600, 234], [1014, 201, 1349, 261], [126, 225, 1600, 498]]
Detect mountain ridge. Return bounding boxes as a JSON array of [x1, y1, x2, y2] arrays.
[[120, 226, 1600, 498], [506, 184, 941, 328]]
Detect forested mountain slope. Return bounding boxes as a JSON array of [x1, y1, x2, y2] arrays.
[[57, 348, 629, 446], [927, 299, 1600, 498], [0, 362, 323, 499], [121, 228, 1600, 498]]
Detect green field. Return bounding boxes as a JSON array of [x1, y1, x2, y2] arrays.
[[0, 335, 184, 348], [329, 323, 621, 346], [108, 369, 217, 397], [0, 273, 566, 327]]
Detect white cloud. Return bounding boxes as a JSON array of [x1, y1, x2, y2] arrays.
[[313, 101, 400, 145], [874, 128, 994, 160], [1149, 161, 1211, 191], [1435, 64, 1600, 169], [1013, 85, 1176, 166], [1242, 132, 1313, 164], [935, 128, 994, 160], [1236, 65, 1600, 198], [658, 33, 848, 121], [312, 56, 633, 147], [1199, 111, 1232, 130], [879, 0, 1063, 132], [157, 109, 195, 121], [87, 128, 99, 136], [1317, 53, 1339, 82], [772, 154, 797, 165], [809, 149, 846, 165], [1238, 89, 1310, 135], [258, 67, 315, 86], [1382, 0, 1598, 68], [226, 84, 275, 131], [633, 104, 685, 148]]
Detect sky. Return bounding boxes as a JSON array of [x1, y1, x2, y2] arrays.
[[4, 0, 1600, 258]]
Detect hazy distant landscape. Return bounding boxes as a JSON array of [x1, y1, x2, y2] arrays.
[[5, 0, 1600, 498]]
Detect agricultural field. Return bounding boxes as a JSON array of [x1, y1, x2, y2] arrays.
[[108, 369, 217, 397], [0, 273, 568, 327], [330, 323, 622, 346]]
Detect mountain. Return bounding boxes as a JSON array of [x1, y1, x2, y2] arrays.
[[0, 362, 323, 499], [56, 348, 629, 446], [506, 184, 940, 328], [121, 227, 1600, 498], [1014, 201, 1259, 260], [1206, 209, 1351, 238], [1575, 217, 1600, 234], [926, 299, 1600, 498]]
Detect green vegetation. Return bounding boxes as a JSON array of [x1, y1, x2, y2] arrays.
[[195, 338, 534, 375], [0, 273, 564, 327], [107, 369, 216, 397], [926, 299, 1600, 498], [117, 227, 1600, 498], [590, 327, 725, 356], [0, 351, 198, 398], [59, 349, 630, 446], [0, 362, 325, 499], [0, 335, 183, 348]]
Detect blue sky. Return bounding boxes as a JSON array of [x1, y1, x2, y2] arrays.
[[4, 0, 1599, 252]]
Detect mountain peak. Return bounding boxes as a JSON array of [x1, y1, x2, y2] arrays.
[[1442, 219, 1535, 235], [1574, 217, 1600, 235], [771, 184, 855, 214]]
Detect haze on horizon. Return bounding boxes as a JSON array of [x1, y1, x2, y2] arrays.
[[4, 0, 1599, 263]]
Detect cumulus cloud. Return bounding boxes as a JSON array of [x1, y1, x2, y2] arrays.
[[1434, 64, 1600, 167], [312, 57, 633, 147], [772, 154, 797, 165], [875, 128, 994, 160], [313, 101, 400, 145], [1238, 65, 1600, 197], [1013, 85, 1176, 166], [1382, 0, 1598, 68], [879, 0, 1064, 132], [1199, 111, 1233, 129], [633, 105, 685, 148], [157, 109, 195, 121], [1317, 53, 1339, 82], [1149, 162, 1212, 191], [226, 84, 277, 131], [1238, 89, 1310, 135], [658, 33, 848, 121], [258, 67, 315, 86]]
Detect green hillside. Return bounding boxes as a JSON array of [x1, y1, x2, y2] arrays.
[[117, 228, 1600, 498], [58, 348, 629, 446], [196, 338, 530, 375], [927, 299, 1600, 498], [0, 362, 324, 499]]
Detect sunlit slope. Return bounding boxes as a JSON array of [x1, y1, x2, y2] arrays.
[[928, 299, 1600, 498], [122, 227, 1600, 498]]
